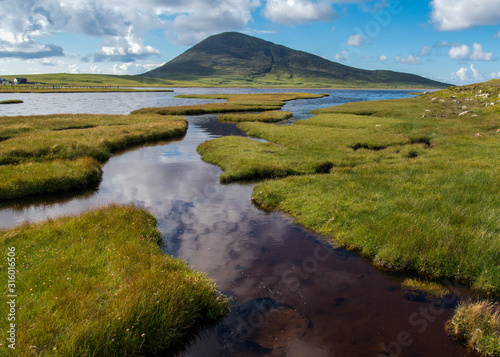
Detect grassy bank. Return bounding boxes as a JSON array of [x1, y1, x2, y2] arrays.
[[450, 300, 500, 356], [0, 113, 187, 200], [217, 110, 293, 123], [0, 204, 228, 356], [131, 93, 327, 116]]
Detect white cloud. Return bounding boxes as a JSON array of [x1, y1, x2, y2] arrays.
[[112, 61, 166, 75], [378, 54, 388, 62], [263, 0, 336, 25], [492, 71, 500, 79], [448, 43, 493, 61], [395, 54, 421, 65], [166, 0, 260, 45], [95, 26, 160, 61], [449, 44, 471, 60], [470, 64, 481, 79], [431, 0, 500, 31], [346, 34, 365, 47], [335, 50, 350, 61], [470, 43, 493, 61], [452, 66, 468, 81], [452, 64, 483, 82]]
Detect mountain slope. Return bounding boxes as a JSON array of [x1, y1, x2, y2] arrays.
[[142, 32, 449, 88]]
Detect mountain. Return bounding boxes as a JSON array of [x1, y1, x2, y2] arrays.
[[141, 32, 449, 88]]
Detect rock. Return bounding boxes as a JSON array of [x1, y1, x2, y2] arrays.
[[462, 105, 468, 110], [458, 111, 470, 116]]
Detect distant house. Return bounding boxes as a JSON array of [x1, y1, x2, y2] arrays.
[[14, 78, 28, 84]]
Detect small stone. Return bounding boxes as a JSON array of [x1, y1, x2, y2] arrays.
[[458, 111, 470, 116]]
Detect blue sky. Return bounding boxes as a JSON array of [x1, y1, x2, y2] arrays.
[[1, 0, 499, 84]]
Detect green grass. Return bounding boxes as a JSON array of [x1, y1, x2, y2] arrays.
[[0, 113, 187, 199], [0, 204, 228, 356], [401, 278, 450, 300], [450, 300, 500, 356], [0, 100, 23, 104], [131, 93, 327, 116], [218, 110, 293, 123]]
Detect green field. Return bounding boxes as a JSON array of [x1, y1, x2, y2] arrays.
[[1, 73, 195, 88], [0, 113, 187, 200], [0, 204, 228, 356]]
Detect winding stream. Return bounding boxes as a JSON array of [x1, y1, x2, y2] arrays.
[[0, 89, 469, 356]]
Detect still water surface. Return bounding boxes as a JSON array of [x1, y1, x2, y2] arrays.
[[0, 89, 468, 356]]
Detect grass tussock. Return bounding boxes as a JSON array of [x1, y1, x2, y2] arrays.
[[401, 278, 450, 300], [131, 93, 327, 116], [0, 204, 228, 356], [0, 113, 187, 199], [0, 99, 23, 104], [217, 110, 293, 123], [197, 81, 500, 294], [450, 300, 500, 356]]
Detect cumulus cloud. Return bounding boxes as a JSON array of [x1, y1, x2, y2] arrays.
[[346, 34, 365, 47], [166, 0, 259, 45], [449, 43, 493, 61], [452, 64, 483, 82], [431, 0, 500, 31], [112, 62, 166, 75], [469, 43, 493, 61], [492, 72, 500, 79], [263, 0, 336, 25], [449, 44, 471, 60], [334, 50, 350, 61], [452, 67, 469, 81], [94, 26, 160, 62], [378, 54, 388, 62], [469, 64, 481, 79], [395, 54, 421, 65]]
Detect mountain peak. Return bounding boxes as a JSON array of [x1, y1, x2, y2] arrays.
[[142, 32, 449, 88]]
